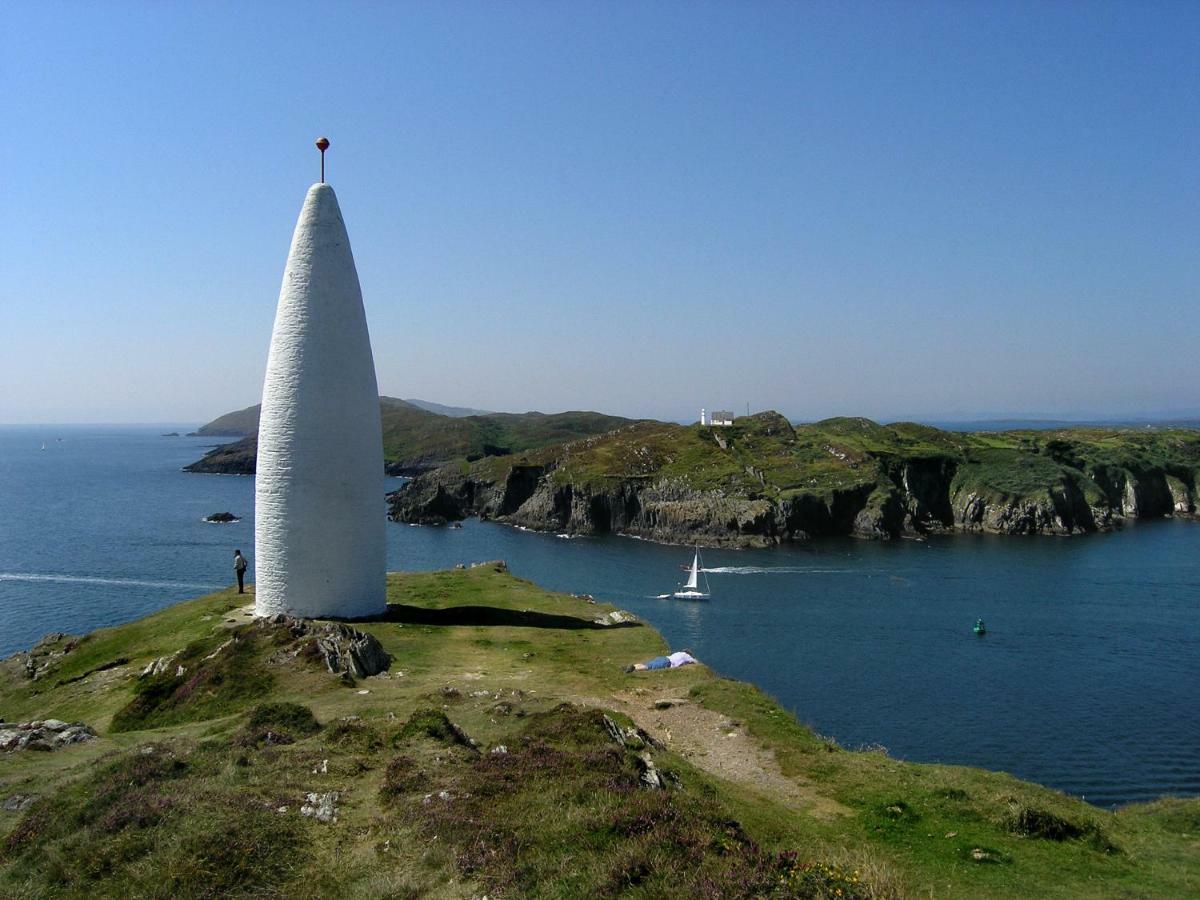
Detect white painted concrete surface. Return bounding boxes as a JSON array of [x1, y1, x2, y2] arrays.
[[254, 183, 386, 618]]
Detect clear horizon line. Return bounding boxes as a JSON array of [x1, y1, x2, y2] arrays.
[[4, 410, 1200, 429]]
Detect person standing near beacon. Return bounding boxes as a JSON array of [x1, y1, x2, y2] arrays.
[[233, 549, 249, 594]]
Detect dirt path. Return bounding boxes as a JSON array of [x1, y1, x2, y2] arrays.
[[573, 689, 851, 820]]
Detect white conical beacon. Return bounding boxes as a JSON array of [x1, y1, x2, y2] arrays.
[[254, 141, 386, 619]]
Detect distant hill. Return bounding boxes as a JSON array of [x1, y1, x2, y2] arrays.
[[391, 412, 1200, 545], [188, 398, 491, 436], [402, 398, 493, 418], [188, 404, 262, 437], [925, 418, 1200, 433], [183, 398, 633, 476]]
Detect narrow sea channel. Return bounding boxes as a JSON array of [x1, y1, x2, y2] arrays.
[[2, 425, 1197, 808]]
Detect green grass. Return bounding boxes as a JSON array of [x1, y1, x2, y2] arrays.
[[1, 740, 306, 897], [186, 398, 633, 474], [1, 568, 1197, 897], [418, 414, 1200, 540], [950, 448, 1070, 498], [687, 678, 1195, 898], [109, 628, 275, 732]]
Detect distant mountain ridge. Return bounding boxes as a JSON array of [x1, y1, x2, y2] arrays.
[[188, 404, 261, 437], [183, 398, 633, 476], [188, 398, 494, 436], [402, 399, 492, 418]]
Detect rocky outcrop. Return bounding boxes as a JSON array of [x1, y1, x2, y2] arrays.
[[3, 794, 34, 811], [0, 720, 97, 752], [9, 632, 83, 682], [390, 462, 896, 547], [257, 616, 391, 679], [1166, 475, 1195, 514], [300, 791, 339, 823], [389, 431, 1200, 547], [391, 467, 792, 547], [140, 652, 184, 678], [953, 491, 1077, 534], [184, 436, 257, 474], [203, 511, 240, 523]]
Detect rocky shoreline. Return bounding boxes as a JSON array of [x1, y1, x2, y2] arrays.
[[183, 435, 258, 475], [388, 416, 1200, 547]]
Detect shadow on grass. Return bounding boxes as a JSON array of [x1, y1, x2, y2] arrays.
[[371, 603, 642, 631]]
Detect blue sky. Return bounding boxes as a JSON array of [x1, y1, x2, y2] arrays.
[[3, 1, 1197, 424]]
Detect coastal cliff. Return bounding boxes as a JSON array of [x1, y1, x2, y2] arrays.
[[389, 414, 1200, 546]]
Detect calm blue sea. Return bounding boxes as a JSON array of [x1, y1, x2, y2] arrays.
[[1, 425, 1197, 809]]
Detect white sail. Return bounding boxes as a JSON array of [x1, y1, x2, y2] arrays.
[[668, 548, 710, 600], [684, 551, 700, 590]]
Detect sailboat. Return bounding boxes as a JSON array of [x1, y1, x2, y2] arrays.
[[40, 442, 46, 451], [672, 548, 711, 600]]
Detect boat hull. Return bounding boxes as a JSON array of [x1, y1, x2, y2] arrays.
[[671, 591, 710, 601]]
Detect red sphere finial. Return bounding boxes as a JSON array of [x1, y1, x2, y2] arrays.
[[315, 137, 330, 182]]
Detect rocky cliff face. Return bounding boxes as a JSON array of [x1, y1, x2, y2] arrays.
[[392, 468, 787, 547], [183, 436, 257, 474], [388, 419, 1200, 547]]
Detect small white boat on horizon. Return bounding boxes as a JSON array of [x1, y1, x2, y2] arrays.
[[671, 548, 711, 600]]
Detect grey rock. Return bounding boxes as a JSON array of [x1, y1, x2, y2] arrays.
[[13, 632, 83, 681], [315, 628, 391, 679], [3, 794, 33, 812], [636, 751, 662, 789], [52, 727, 93, 747], [140, 652, 181, 678], [602, 714, 662, 750], [602, 714, 628, 747], [593, 609, 637, 626], [257, 616, 391, 679], [33, 632, 69, 650], [300, 791, 338, 823], [448, 720, 479, 750], [0, 720, 96, 753], [653, 698, 689, 710]]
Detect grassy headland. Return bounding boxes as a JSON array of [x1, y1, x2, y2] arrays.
[[2, 568, 1196, 897], [184, 398, 632, 476], [390, 414, 1200, 545]]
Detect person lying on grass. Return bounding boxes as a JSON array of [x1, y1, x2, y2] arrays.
[[624, 650, 697, 673]]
